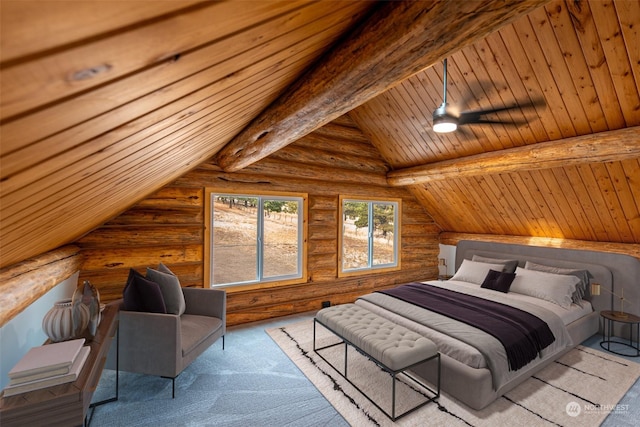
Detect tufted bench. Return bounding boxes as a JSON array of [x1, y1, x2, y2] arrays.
[[314, 303, 440, 421]]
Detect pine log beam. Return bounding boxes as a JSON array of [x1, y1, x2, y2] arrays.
[[215, 0, 550, 172], [0, 245, 83, 327], [439, 232, 640, 260], [241, 158, 388, 187], [388, 127, 640, 186]]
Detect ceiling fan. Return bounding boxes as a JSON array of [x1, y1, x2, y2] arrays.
[[432, 58, 544, 133]]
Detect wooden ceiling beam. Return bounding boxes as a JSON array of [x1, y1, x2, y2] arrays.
[[387, 127, 640, 187], [0, 246, 83, 328], [215, 0, 551, 172]]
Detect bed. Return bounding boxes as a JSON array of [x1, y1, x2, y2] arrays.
[[354, 240, 639, 410]]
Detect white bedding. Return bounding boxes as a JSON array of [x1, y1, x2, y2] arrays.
[[356, 279, 591, 388]]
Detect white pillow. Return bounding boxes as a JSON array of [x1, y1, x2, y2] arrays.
[[524, 261, 591, 304], [510, 267, 580, 309], [472, 255, 519, 274], [451, 259, 506, 285]]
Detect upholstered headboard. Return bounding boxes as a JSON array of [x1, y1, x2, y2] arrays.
[[454, 240, 640, 318]]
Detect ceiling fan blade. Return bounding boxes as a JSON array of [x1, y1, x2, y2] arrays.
[[458, 97, 545, 125], [462, 118, 531, 126]]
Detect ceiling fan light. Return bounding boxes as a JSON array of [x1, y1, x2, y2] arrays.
[[433, 115, 457, 133], [432, 103, 457, 133]]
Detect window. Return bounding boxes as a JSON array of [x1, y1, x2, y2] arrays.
[[339, 196, 400, 276], [205, 190, 307, 289]]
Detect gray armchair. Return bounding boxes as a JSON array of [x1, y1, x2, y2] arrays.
[[116, 287, 226, 397]]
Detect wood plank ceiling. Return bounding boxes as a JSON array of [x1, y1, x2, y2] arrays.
[[350, 0, 640, 242], [0, 0, 376, 268], [1, 0, 639, 270]]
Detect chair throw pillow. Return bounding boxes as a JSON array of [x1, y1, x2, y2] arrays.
[[147, 264, 186, 316], [123, 269, 167, 313]]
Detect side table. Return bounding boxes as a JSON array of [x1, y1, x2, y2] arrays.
[[600, 310, 640, 357], [0, 301, 120, 426]]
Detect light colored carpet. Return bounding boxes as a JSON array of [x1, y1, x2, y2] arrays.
[[267, 318, 640, 427]]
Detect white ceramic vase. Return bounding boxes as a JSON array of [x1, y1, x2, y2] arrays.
[[42, 299, 89, 342]]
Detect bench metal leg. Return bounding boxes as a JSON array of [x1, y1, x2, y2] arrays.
[[392, 372, 397, 419], [344, 344, 348, 378]]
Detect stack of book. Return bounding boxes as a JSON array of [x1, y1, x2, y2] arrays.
[[3, 338, 90, 397]]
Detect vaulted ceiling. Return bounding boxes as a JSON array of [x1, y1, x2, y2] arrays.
[[351, 0, 640, 241], [1, 0, 639, 269]]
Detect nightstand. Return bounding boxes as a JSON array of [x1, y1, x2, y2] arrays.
[[600, 310, 640, 357]]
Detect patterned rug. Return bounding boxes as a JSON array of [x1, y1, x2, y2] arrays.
[[267, 318, 640, 427]]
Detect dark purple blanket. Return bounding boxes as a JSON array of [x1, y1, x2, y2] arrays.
[[379, 282, 555, 371]]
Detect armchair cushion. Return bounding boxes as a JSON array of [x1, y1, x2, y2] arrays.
[[147, 264, 186, 316], [181, 314, 223, 357], [123, 269, 167, 313]]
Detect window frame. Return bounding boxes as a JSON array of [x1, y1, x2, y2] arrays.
[[204, 188, 308, 292], [338, 195, 401, 278]]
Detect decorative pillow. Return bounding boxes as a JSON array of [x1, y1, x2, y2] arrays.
[[524, 261, 592, 304], [510, 267, 580, 309], [472, 255, 519, 274], [451, 259, 507, 285], [147, 264, 185, 316], [481, 269, 516, 293], [123, 269, 167, 313]]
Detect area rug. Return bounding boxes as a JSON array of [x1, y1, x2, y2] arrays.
[[267, 318, 640, 427]]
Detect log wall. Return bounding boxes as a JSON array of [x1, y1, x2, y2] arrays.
[[76, 117, 441, 325]]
